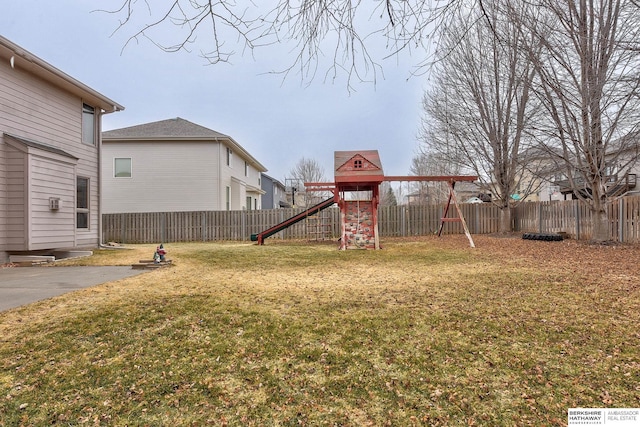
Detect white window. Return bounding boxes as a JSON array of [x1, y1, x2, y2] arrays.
[[226, 186, 231, 211], [82, 103, 95, 146], [245, 161, 248, 176], [114, 158, 132, 177], [226, 147, 233, 166], [77, 177, 89, 228]]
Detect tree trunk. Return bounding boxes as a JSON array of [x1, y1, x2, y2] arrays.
[[499, 206, 512, 233], [591, 202, 610, 242]]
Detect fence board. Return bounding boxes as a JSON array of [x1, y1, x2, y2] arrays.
[[102, 196, 640, 244]]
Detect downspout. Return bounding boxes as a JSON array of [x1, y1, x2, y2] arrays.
[[98, 110, 103, 246]]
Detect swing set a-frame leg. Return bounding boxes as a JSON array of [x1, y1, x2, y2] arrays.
[[437, 181, 475, 248]]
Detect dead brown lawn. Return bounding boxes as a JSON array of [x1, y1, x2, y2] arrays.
[[1, 235, 639, 426]]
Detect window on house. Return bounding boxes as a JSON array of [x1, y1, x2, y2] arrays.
[[604, 164, 618, 177], [77, 177, 89, 228], [226, 147, 233, 166], [82, 103, 95, 145], [246, 196, 252, 211], [354, 159, 363, 168], [114, 158, 132, 177], [226, 186, 231, 210], [245, 161, 248, 176]]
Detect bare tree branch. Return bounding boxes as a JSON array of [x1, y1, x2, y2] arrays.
[[514, 0, 640, 241], [97, 0, 486, 86], [419, 0, 542, 232]]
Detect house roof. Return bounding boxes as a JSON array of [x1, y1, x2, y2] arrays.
[[4, 133, 78, 160], [261, 173, 286, 188], [0, 35, 124, 114], [103, 117, 267, 172], [102, 117, 228, 139]]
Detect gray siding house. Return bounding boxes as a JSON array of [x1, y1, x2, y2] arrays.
[[101, 118, 267, 213], [261, 173, 290, 209], [0, 36, 123, 264]]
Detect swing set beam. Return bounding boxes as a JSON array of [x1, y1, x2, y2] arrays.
[[383, 175, 477, 182]]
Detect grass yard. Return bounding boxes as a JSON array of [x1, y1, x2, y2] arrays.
[[1, 236, 639, 426]]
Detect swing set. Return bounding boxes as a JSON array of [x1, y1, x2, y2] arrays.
[[303, 150, 478, 249]]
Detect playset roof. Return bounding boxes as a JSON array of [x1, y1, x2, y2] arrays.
[[334, 150, 384, 185]]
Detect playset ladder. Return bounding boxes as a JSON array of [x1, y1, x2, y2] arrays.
[[306, 210, 333, 241]]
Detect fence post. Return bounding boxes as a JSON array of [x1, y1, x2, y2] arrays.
[[120, 213, 126, 244], [242, 211, 247, 241], [161, 213, 167, 244], [201, 211, 207, 242], [509, 206, 515, 233], [618, 198, 624, 243], [474, 204, 480, 234], [538, 203, 543, 234], [575, 202, 580, 240]]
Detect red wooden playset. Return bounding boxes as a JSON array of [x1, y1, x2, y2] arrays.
[[252, 150, 477, 249]]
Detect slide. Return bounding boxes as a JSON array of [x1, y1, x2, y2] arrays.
[[251, 197, 336, 244]]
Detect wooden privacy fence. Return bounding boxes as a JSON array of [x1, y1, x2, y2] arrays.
[[102, 195, 640, 244], [513, 200, 594, 240], [513, 196, 640, 242]]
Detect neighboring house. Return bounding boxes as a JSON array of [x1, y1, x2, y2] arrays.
[[0, 36, 124, 264], [101, 118, 267, 213], [521, 141, 640, 202], [261, 173, 290, 209]]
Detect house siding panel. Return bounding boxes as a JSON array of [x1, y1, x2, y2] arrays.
[[102, 141, 221, 213], [4, 145, 26, 249], [0, 49, 106, 259], [28, 156, 76, 249]]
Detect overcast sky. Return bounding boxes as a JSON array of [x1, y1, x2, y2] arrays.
[[1, 0, 428, 182]]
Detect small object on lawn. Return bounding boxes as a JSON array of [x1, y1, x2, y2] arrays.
[[133, 244, 172, 269], [522, 232, 564, 241], [153, 243, 167, 263]]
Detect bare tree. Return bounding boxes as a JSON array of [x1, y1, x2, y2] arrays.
[[514, 0, 640, 241], [99, 0, 491, 88], [288, 157, 327, 207], [420, 1, 542, 232], [409, 150, 463, 204]]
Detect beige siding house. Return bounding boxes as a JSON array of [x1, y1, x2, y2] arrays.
[[0, 36, 123, 263], [101, 118, 267, 213]]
